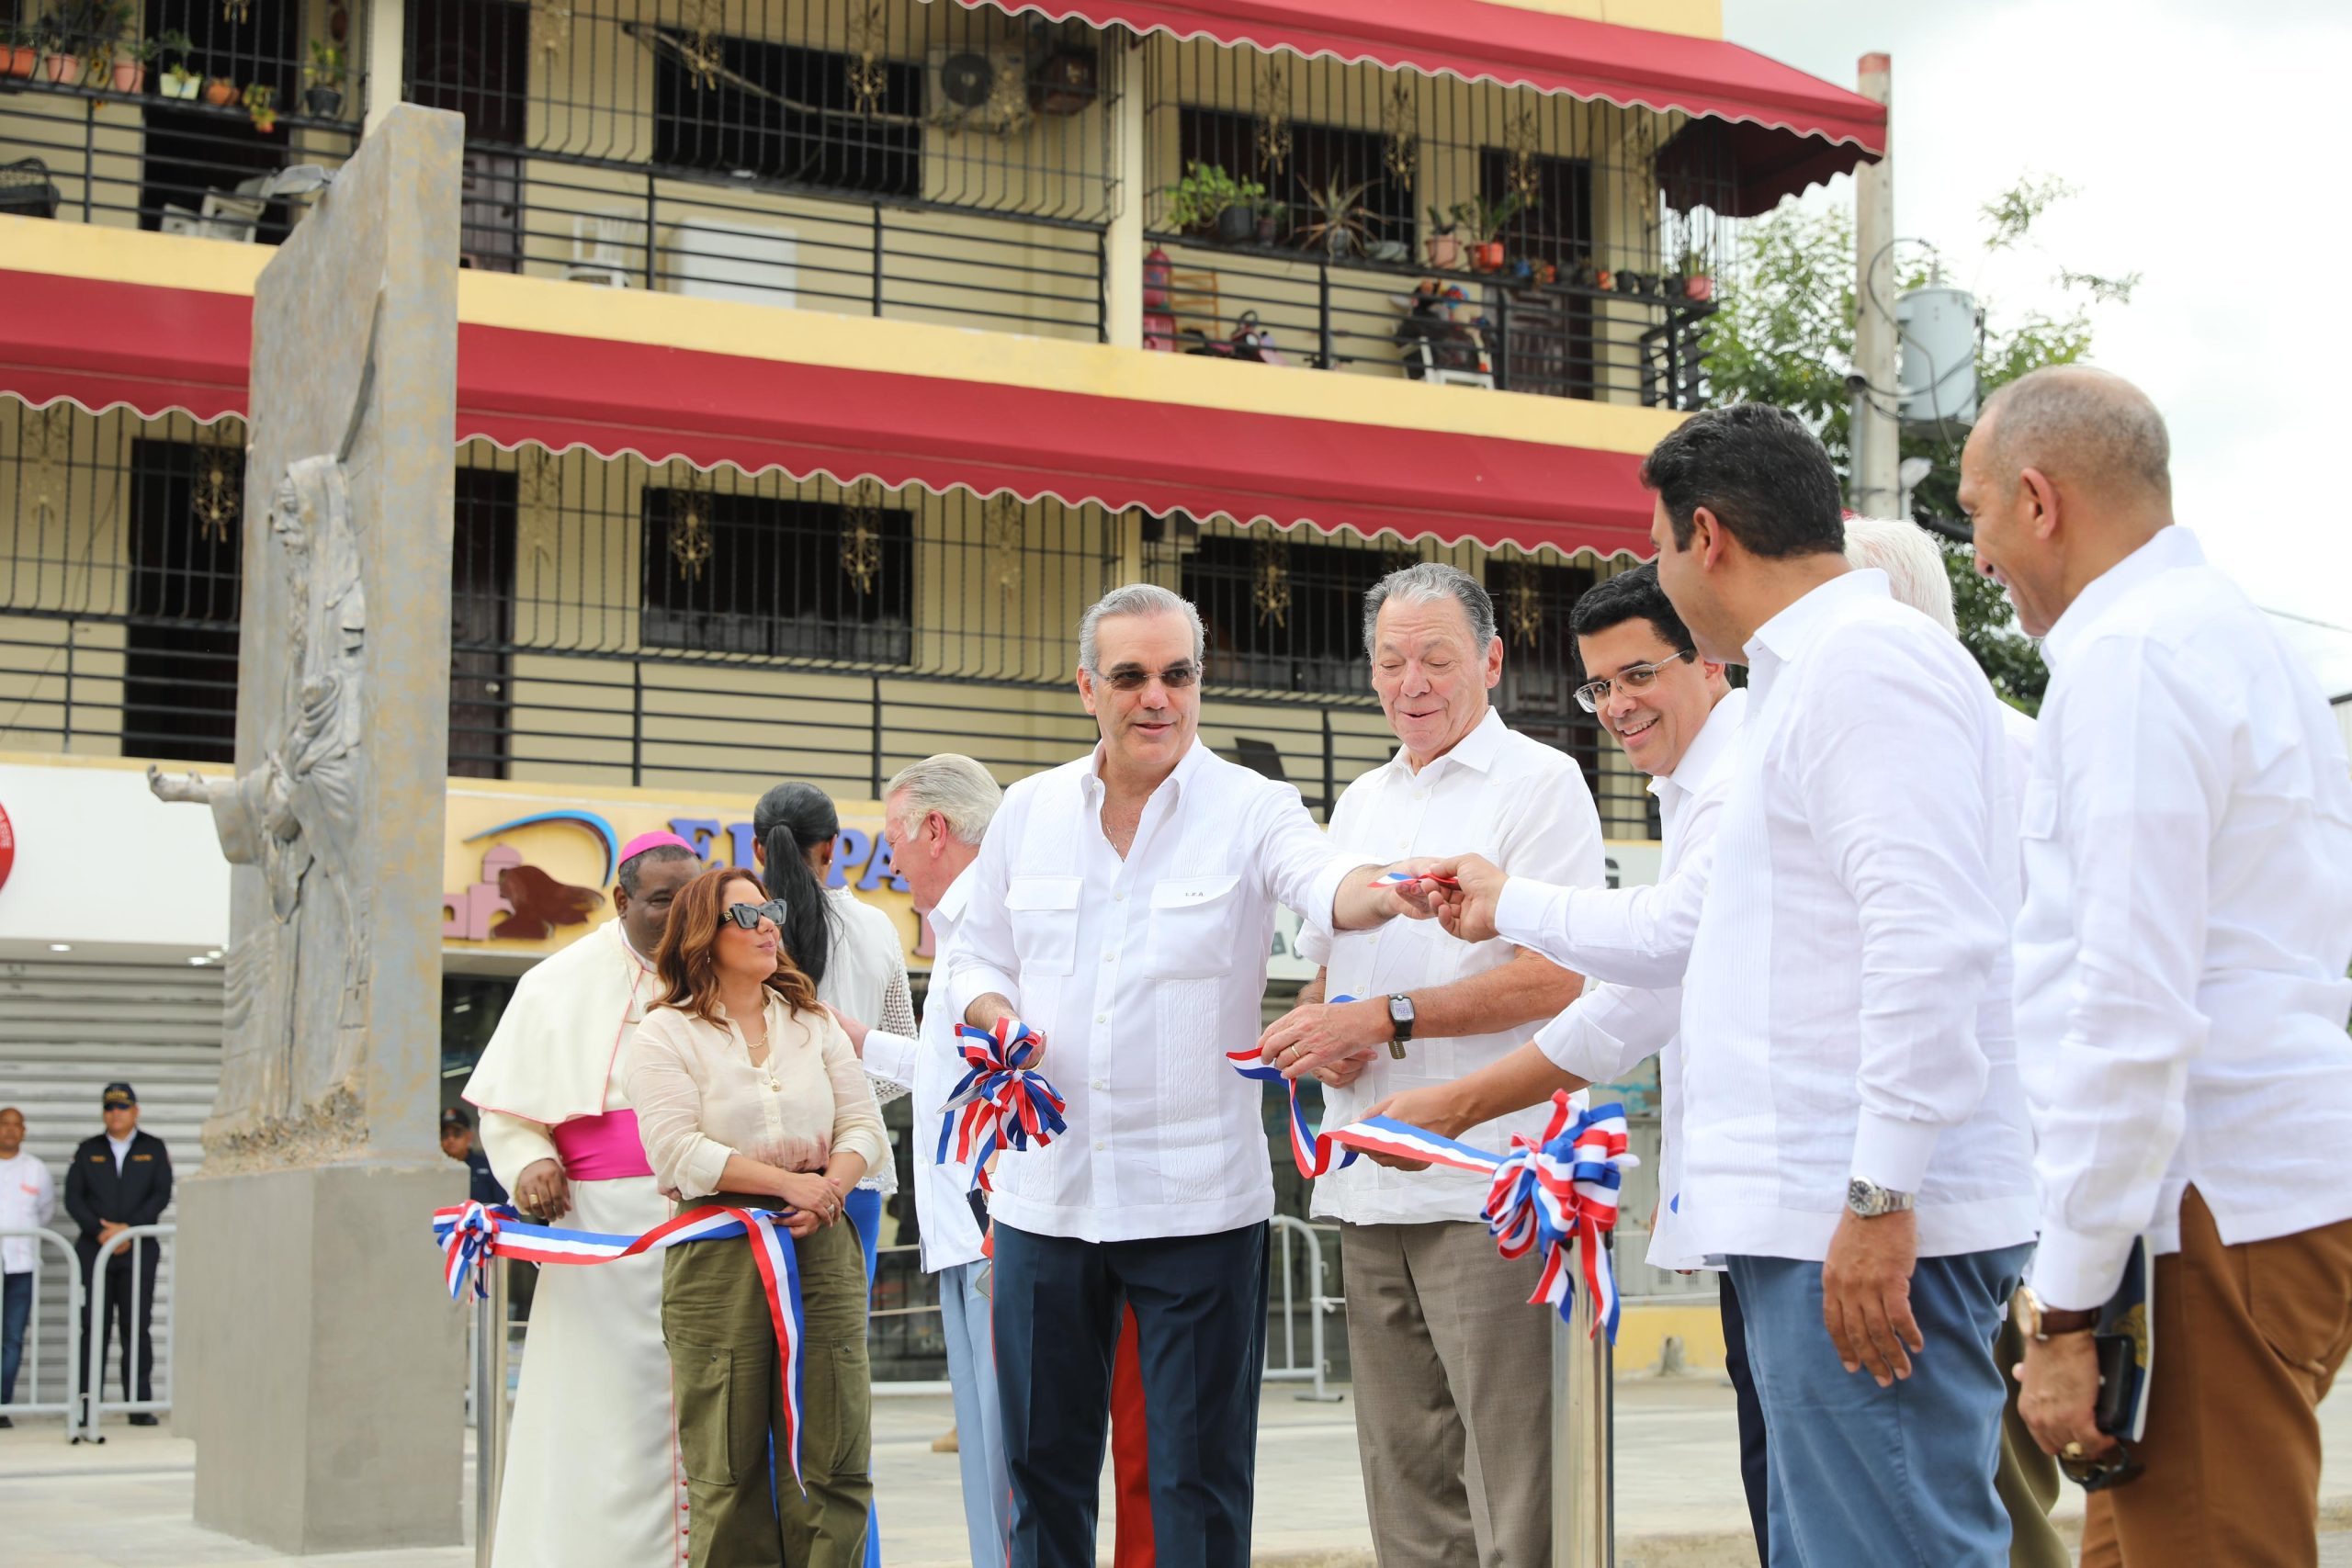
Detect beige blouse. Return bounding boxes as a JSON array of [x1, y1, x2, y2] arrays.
[[626, 991, 890, 1201]]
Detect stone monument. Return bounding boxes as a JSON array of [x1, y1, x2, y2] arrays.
[[147, 103, 468, 1552]]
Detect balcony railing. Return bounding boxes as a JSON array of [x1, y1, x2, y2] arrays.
[[0, 399, 1662, 835]]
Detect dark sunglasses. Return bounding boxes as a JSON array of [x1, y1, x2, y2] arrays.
[[1100, 661, 1201, 694], [722, 899, 788, 931]]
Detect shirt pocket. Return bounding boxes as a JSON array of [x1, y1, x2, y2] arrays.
[[1146, 874, 1243, 980], [1007, 875, 1081, 978]]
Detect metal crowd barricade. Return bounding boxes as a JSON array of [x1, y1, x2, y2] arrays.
[[1263, 1215, 1343, 1403], [0, 1227, 82, 1427], [77, 1222, 175, 1442], [470, 1259, 511, 1568], [1552, 1247, 1616, 1568]]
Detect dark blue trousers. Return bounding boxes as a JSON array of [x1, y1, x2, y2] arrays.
[[1718, 1271, 1770, 1565], [992, 1220, 1269, 1568]]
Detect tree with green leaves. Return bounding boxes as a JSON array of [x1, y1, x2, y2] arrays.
[[1702, 177, 2136, 713]]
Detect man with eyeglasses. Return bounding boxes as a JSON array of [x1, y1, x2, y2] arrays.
[[460, 829, 704, 1568], [1248, 561, 1596, 1568], [1410, 407, 2035, 1566], [1358, 562, 1758, 1549], [942, 582, 1419, 1568]]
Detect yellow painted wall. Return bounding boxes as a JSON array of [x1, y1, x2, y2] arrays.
[[1484, 0, 1724, 40]]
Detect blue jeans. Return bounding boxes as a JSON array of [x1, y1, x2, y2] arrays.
[[843, 1186, 885, 1568], [1726, 1244, 2031, 1568], [1, 1271, 29, 1405], [939, 1258, 1011, 1565]]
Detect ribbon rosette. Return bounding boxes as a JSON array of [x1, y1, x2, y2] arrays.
[[941, 1016, 1067, 1191], [1325, 1091, 1638, 1344], [432, 1199, 810, 1486]]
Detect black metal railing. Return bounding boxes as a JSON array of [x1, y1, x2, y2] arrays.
[[0, 0, 362, 232], [401, 0, 1117, 334]]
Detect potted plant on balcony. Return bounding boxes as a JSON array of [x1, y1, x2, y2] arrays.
[[1672, 247, 1714, 302], [1424, 204, 1460, 269], [4, 24, 38, 79], [1295, 175, 1373, 261], [242, 79, 276, 132], [100, 6, 155, 94], [1454, 192, 1529, 274], [203, 72, 236, 105], [156, 30, 198, 97], [304, 39, 344, 118], [34, 0, 107, 85], [1253, 193, 1284, 247], [1164, 162, 1262, 246]]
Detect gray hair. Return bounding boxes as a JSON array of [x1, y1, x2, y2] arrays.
[[1980, 364, 2171, 500], [1078, 582, 1205, 677], [616, 842, 697, 896], [1842, 515, 1957, 636], [1362, 561, 1498, 660], [884, 754, 1001, 846]]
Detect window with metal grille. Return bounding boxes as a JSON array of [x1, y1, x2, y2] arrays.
[[1183, 535, 1407, 695], [652, 35, 922, 197], [125, 438, 245, 765], [1177, 107, 1414, 251], [450, 467, 517, 779], [1485, 557, 1604, 802], [138, 0, 300, 241], [639, 489, 913, 664], [1480, 148, 1597, 401]]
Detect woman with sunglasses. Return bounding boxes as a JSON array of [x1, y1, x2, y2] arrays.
[[628, 865, 888, 1568], [752, 781, 913, 1568]]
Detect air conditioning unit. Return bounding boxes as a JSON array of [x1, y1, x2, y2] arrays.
[[928, 48, 1030, 136]]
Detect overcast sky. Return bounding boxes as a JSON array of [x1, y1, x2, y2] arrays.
[[1723, 0, 2352, 685]]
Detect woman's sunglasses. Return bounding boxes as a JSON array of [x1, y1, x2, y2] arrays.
[[723, 899, 788, 931]]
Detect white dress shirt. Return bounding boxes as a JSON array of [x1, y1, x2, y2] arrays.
[[944, 739, 1358, 1243], [861, 866, 988, 1272], [2016, 526, 2352, 1308], [1525, 687, 1747, 1271], [1496, 571, 2036, 1263], [817, 886, 913, 1198], [1298, 706, 1605, 1226], [107, 1134, 132, 1175], [0, 1151, 59, 1274]]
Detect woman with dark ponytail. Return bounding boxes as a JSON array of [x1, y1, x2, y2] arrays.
[[752, 781, 913, 1568]]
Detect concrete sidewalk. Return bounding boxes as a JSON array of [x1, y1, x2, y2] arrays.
[[5, 1374, 2348, 1566]]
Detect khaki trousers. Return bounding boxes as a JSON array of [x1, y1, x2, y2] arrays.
[[1341, 1220, 1554, 1568], [2080, 1187, 2352, 1568], [664, 1197, 872, 1568], [1993, 1308, 2070, 1568]]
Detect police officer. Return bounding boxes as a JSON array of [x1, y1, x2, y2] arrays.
[[440, 1106, 507, 1208], [64, 1083, 172, 1427]]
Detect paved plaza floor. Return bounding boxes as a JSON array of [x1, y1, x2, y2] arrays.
[[5, 1374, 2348, 1566]]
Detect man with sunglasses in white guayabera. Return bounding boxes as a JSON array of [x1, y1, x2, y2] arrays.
[[941, 582, 1427, 1568]]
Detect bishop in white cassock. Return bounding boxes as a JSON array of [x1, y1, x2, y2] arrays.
[[461, 831, 705, 1568]]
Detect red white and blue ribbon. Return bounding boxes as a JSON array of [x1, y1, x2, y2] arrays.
[[1227, 994, 1368, 1179], [1374, 870, 1458, 887], [1323, 1092, 1636, 1343], [940, 1017, 1067, 1191], [433, 1200, 810, 1486]]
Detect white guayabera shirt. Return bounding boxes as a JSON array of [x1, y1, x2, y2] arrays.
[[2016, 526, 2352, 1308], [1302, 706, 1605, 1226], [944, 739, 1360, 1244]]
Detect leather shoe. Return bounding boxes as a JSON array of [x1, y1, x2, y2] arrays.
[[128, 1413, 159, 1427]]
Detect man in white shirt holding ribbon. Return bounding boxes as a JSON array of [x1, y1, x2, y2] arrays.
[[1418, 406, 2037, 1565], [829, 753, 1011, 1566], [943, 582, 1413, 1568], [1251, 561, 1596, 1568], [1966, 366, 2352, 1566], [461, 829, 702, 1568]]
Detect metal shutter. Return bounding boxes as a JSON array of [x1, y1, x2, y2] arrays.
[[0, 959, 220, 1416]]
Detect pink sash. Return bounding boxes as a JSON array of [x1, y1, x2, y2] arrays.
[[550, 1110, 654, 1182]]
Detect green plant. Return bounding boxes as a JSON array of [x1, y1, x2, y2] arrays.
[[1452, 191, 1532, 245], [305, 38, 344, 88], [36, 0, 113, 51], [242, 79, 276, 131], [153, 27, 193, 67], [1425, 202, 1456, 238], [1162, 162, 1262, 232], [1294, 175, 1374, 258]]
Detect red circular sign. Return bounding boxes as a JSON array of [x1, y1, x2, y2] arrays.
[[0, 799, 13, 896]]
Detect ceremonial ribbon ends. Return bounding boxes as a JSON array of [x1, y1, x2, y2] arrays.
[[434, 1201, 810, 1486], [1227, 994, 1370, 1179], [940, 1016, 1067, 1191]]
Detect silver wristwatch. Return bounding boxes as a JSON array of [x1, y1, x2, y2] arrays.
[[1845, 1179, 1916, 1218]]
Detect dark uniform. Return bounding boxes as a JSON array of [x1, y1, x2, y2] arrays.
[[63, 1092, 173, 1414]]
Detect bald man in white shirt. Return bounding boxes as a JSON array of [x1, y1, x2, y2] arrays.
[[1968, 367, 2352, 1567]]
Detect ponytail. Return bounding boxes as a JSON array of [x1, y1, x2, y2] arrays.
[[752, 781, 842, 991]]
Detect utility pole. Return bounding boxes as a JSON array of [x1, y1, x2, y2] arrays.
[[1851, 52, 1899, 518]]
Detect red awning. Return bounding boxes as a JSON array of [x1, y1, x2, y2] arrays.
[[977, 0, 1883, 213], [0, 268, 1657, 559]]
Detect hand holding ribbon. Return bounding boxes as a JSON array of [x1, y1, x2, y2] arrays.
[[1232, 995, 1373, 1177], [941, 1016, 1067, 1191]]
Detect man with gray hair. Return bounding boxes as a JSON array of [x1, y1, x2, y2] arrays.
[[943, 582, 1419, 1568], [1255, 560, 1599, 1567], [831, 753, 1011, 1566]]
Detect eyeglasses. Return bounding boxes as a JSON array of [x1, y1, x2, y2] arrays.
[[1573, 650, 1696, 713], [722, 899, 788, 931], [1097, 661, 1201, 694]]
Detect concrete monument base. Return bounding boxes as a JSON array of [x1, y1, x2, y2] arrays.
[[175, 1161, 467, 1552]]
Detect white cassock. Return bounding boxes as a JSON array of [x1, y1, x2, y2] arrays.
[[463, 918, 683, 1568]]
